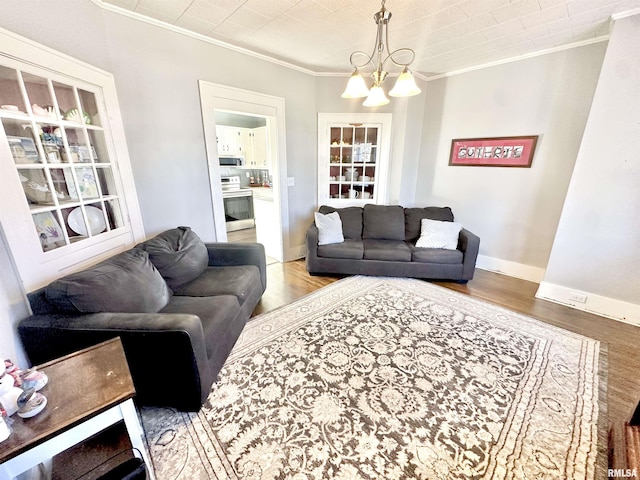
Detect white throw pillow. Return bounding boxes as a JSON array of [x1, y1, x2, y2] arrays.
[[314, 211, 344, 245], [415, 218, 462, 249]]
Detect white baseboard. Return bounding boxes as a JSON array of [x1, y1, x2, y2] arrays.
[[476, 255, 545, 283], [286, 244, 306, 262], [536, 281, 640, 327]]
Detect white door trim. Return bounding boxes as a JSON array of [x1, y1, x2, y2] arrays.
[[198, 81, 289, 261]]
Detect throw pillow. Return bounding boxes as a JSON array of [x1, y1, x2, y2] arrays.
[[314, 211, 344, 245], [137, 226, 209, 289], [415, 218, 463, 249], [404, 206, 455, 242], [45, 249, 172, 314], [318, 205, 363, 240]]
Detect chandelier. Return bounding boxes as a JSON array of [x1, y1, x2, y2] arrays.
[[341, 0, 422, 107]]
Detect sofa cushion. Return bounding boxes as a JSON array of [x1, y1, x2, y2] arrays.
[[45, 249, 172, 314], [411, 246, 463, 264], [363, 205, 405, 240], [416, 219, 463, 250], [173, 265, 262, 307], [405, 207, 455, 242], [314, 211, 344, 245], [318, 205, 363, 240], [363, 239, 412, 261], [160, 295, 241, 361], [138, 226, 209, 290], [317, 239, 364, 259]]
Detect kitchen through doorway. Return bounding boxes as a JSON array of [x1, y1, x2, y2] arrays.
[[199, 82, 289, 263], [216, 110, 281, 264]]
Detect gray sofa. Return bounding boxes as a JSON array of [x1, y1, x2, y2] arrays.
[[19, 227, 266, 411], [306, 205, 480, 282]]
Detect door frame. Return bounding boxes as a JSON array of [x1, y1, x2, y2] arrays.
[[198, 81, 289, 261]]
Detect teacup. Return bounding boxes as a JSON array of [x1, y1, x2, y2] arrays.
[[348, 189, 359, 199]]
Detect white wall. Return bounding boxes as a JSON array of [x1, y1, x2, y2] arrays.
[[415, 43, 607, 281], [102, 12, 317, 246], [538, 14, 640, 324]]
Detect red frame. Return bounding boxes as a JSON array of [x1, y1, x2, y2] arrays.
[[449, 135, 538, 167]]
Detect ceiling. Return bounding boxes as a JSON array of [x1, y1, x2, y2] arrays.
[[100, 0, 640, 78]]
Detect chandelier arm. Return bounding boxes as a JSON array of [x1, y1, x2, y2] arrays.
[[349, 51, 375, 70], [382, 47, 416, 69]]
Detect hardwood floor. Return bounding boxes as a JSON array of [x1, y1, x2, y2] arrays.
[[254, 260, 640, 429]]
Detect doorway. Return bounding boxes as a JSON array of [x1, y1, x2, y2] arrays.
[[198, 82, 289, 262]]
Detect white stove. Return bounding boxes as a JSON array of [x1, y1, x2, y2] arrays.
[[221, 175, 253, 197], [220, 176, 254, 231]]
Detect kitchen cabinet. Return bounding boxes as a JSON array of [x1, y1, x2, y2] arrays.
[[317, 113, 392, 207], [251, 126, 270, 169], [216, 125, 243, 156], [0, 28, 144, 292], [239, 126, 269, 168]]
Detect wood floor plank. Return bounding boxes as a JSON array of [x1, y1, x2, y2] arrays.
[[254, 260, 640, 429]]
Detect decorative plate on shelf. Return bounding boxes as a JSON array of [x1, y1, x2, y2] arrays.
[[68, 206, 106, 236]]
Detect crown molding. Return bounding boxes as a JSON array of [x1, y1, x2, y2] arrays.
[[423, 36, 610, 81], [611, 7, 640, 20]]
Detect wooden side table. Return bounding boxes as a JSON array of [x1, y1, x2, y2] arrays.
[[0, 338, 154, 480]]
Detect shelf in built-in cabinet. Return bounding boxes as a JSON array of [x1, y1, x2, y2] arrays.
[[329, 181, 375, 185]]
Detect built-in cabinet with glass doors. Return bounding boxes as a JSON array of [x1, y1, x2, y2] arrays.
[[318, 113, 392, 207], [0, 28, 144, 292]]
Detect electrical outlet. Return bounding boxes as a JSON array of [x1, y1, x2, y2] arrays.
[[246, 172, 250, 177], [287, 177, 295, 187], [568, 292, 588, 303]]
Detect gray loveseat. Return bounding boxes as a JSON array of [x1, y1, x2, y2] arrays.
[[19, 227, 266, 411], [306, 205, 480, 282]]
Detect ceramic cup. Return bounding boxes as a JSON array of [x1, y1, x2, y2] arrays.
[[348, 189, 359, 199], [338, 175, 346, 181], [361, 191, 371, 199]]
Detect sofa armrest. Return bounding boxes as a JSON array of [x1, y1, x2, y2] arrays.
[[458, 228, 480, 280], [18, 312, 212, 411], [305, 223, 320, 272], [205, 242, 267, 292]]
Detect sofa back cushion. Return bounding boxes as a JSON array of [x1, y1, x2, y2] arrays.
[[363, 205, 405, 240], [45, 249, 172, 314], [138, 226, 209, 289], [405, 207, 455, 242], [318, 206, 363, 240]]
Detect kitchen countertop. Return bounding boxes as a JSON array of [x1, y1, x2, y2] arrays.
[[250, 186, 274, 201]]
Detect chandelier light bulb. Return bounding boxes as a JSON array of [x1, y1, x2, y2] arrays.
[[341, 69, 370, 98], [363, 85, 390, 107], [389, 68, 422, 97]]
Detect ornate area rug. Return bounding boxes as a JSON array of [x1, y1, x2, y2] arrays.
[[140, 276, 607, 479]]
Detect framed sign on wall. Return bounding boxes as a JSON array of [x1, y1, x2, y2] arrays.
[[449, 135, 538, 167]]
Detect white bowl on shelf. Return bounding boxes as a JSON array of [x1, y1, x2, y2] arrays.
[[68, 206, 106, 236]]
